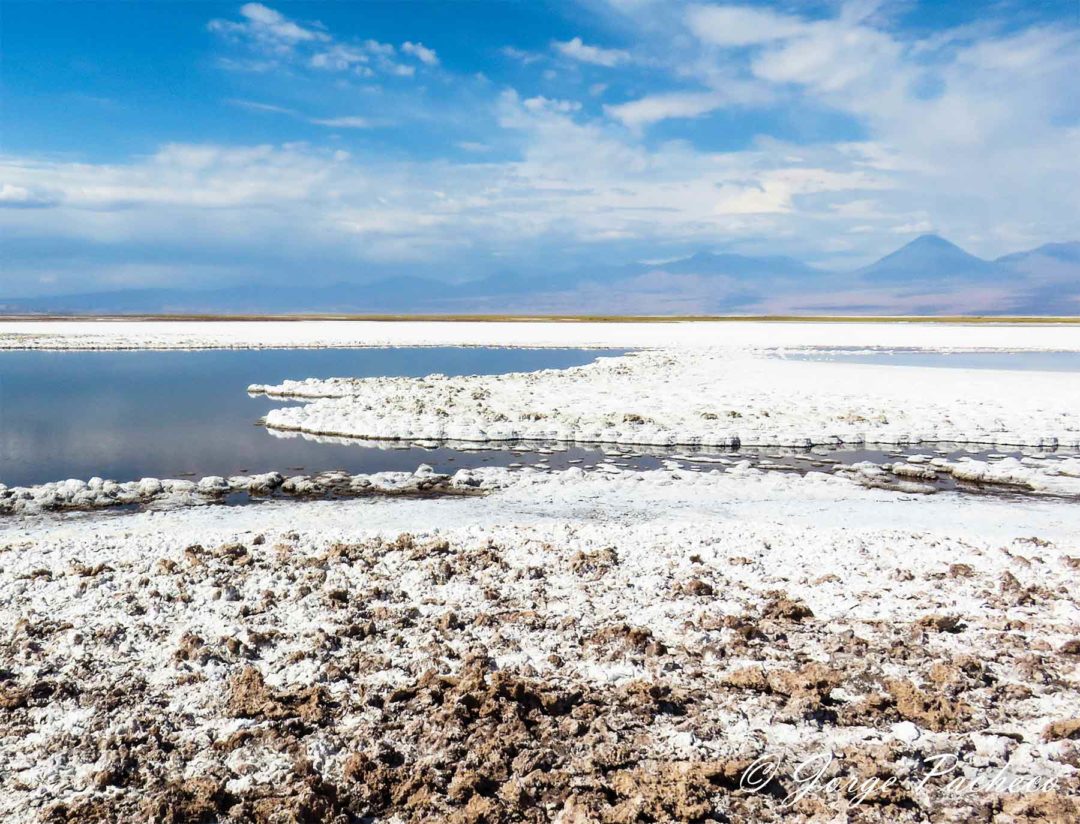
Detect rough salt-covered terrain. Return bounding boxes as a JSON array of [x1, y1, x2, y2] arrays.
[[2, 468, 1080, 823], [252, 349, 1080, 449], [3, 320, 1080, 822]]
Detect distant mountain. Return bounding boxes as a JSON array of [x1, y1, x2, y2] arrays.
[[652, 251, 820, 279], [997, 242, 1080, 282], [450, 251, 821, 299], [0, 277, 452, 315], [857, 235, 1005, 283], [998, 241, 1080, 266], [988, 242, 1080, 315], [2, 236, 1077, 315]]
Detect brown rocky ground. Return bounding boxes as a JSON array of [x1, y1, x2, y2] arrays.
[[2, 520, 1079, 822]]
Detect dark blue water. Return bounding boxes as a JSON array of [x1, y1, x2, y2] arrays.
[[0, 348, 623, 486], [785, 349, 1080, 372]]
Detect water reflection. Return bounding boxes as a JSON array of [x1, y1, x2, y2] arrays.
[[0, 348, 623, 486]]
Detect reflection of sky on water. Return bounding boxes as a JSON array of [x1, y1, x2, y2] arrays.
[[2, 347, 1074, 488], [0, 348, 622, 486]]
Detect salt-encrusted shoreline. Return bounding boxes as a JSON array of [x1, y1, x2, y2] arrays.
[[3, 318, 1080, 351], [2, 466, 1078, 822], [0, 466, 487, 517], [251, 348, 1080, 449], [5, 455, 1080, 518]]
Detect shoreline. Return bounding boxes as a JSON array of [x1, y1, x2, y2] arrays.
[[5, 456, 1080, 518], [4, 318, 1080, 352]]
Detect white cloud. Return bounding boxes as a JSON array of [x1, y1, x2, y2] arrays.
[[603, 72, 770, 130], [309, 116, 373, 129], [402, 41, 439, 65], [208, 3, 329, 54], [212, 4, 415, 78], [0, 183, 60, 208], [228, 98, 298, 116], [500, 46, 542, 64], [605, 91, 726, 129], [237, 3, 326, 42], [522, 96, 582, 114], [553, 37, 629, 67], [7, 0, 1080, 293], [0, 183, 34, 203], [0, 114, 894, 279], [229, 99, 376, 129], [309, 44, 370, 71], [686, 4, 805, 46], [749, 18, 901, 97], [889, 220, 936, 235], [362, 39, 397, 58], [612, 1, 1080, 254]]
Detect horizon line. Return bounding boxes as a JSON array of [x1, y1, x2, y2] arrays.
[[2, 313, 1079, 325]]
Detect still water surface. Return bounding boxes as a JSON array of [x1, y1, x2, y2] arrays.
[[2, 347, 1074, 489], [0, 348, 622, 486]]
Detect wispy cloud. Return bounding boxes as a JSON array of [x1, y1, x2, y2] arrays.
[[208, 3, 329, 54], [210, 3, 433, 78], [228, 99, 377, 129], [308, 116, 373, 129], [500, 46, 543, 65], [228, 98, 298, 116], [605, 91, 727, 129], [686, 4, 804, 46], [308, 44, 372, 72], [402, 41, 439, 66], [553, 37, 629, 67]]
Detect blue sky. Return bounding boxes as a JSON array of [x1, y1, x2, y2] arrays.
[[2, 0, 1079, 295]]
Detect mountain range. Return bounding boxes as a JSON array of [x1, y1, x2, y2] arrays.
[[2, 235, 1078, 316]]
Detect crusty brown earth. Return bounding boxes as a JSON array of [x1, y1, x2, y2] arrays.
[[3, 524, 1079, 823]]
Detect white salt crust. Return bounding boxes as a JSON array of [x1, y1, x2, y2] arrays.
[[2, 318, 1080, 351], [251, 348, 1080, 449], [2, 465, 1079, 819]]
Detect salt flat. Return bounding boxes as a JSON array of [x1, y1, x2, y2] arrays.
[[3, 467, 1079, 821], [2, 318, 1080, 351], [2, 319, 1078, 822]]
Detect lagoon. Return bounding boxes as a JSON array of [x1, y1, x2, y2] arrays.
[[0, 347, 620, 486]]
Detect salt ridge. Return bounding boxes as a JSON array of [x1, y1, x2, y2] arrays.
[[251, 348, 1080, 449]]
